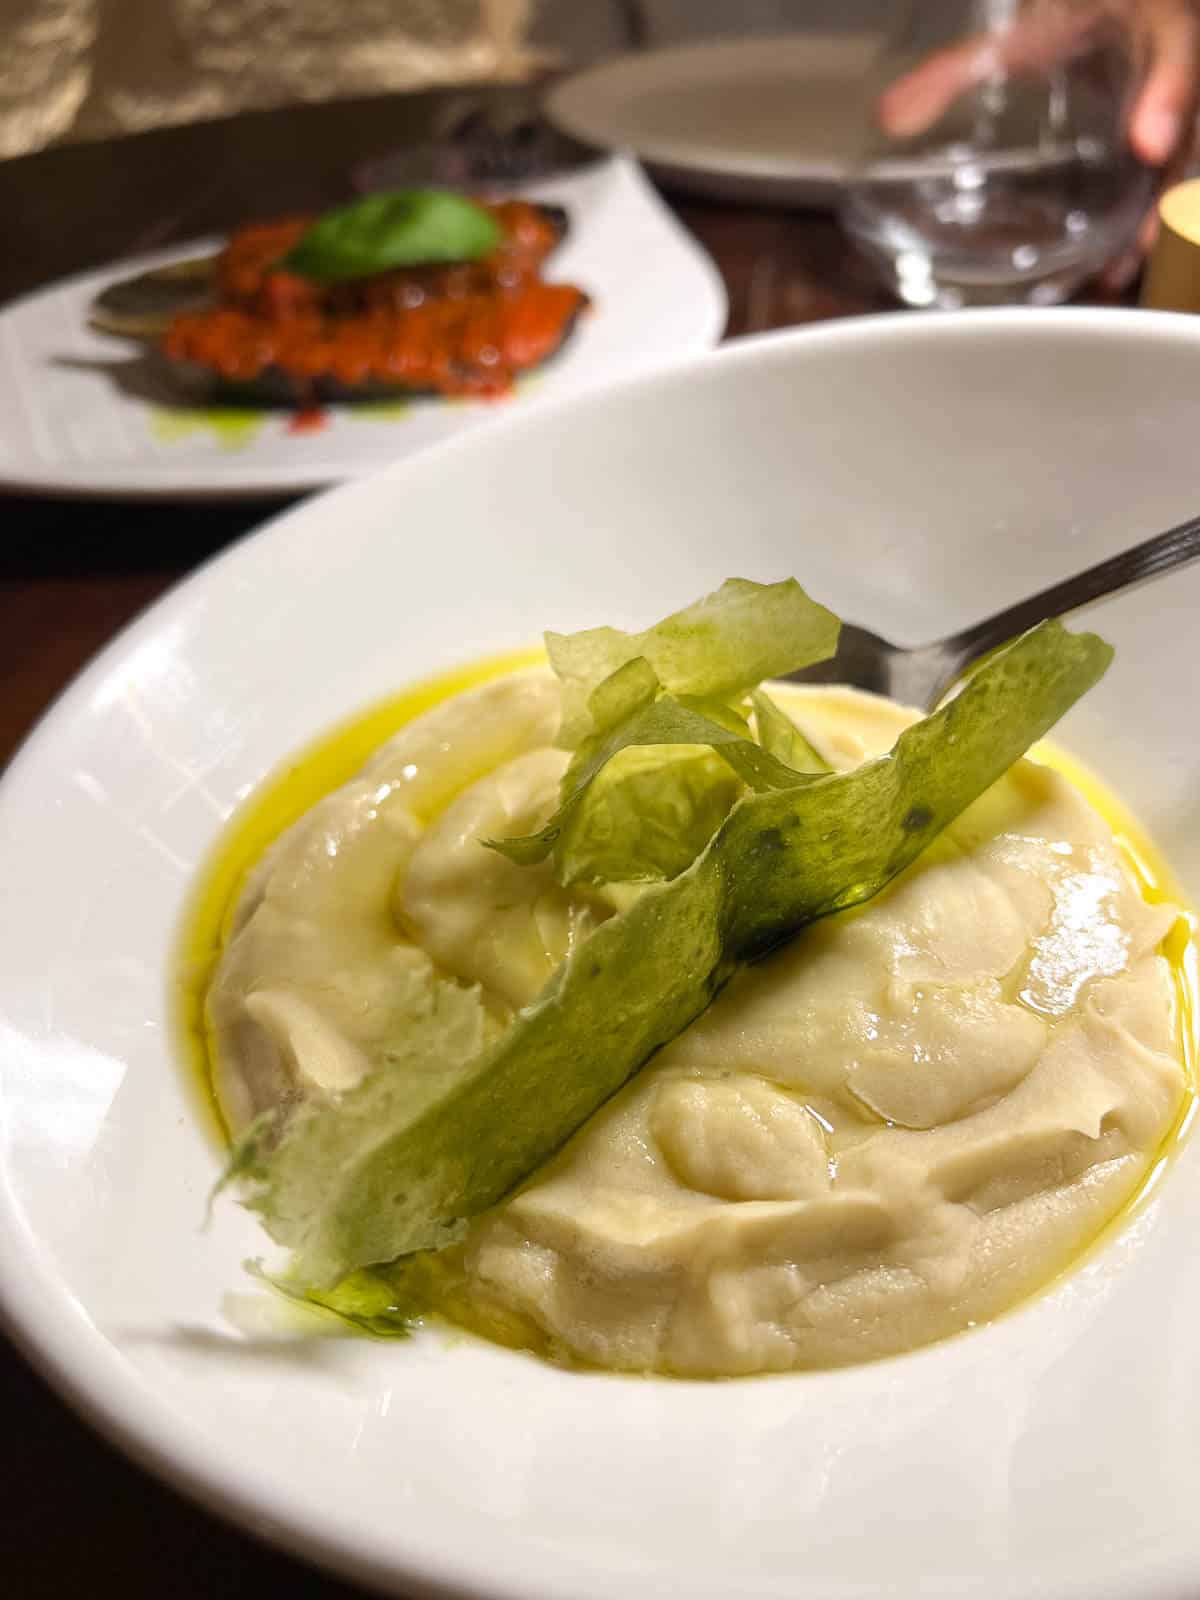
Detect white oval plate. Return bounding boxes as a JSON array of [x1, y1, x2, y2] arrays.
[[3, 309, 1200, 1600], [0, 155, 725, 500], [545, 35, 879, 207]]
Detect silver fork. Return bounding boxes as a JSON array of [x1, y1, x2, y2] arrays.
[[785, 512, 1200, 710]]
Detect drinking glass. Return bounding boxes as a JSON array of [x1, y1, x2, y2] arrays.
[[841, 0, 1155, 307]]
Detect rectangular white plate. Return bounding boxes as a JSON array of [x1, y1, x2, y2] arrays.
[[0, 155, 726, 499]]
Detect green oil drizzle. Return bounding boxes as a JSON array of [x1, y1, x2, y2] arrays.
[[151, 406, 265, 450], [345, 399, 413, 421]]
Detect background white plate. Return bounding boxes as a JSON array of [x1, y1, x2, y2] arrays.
[[0, 155, 725, 500], [545, 35, 880, 206], [3, 310, 1200, 1600]]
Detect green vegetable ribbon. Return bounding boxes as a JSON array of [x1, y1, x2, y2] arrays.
[[283, 190, 502, 282]]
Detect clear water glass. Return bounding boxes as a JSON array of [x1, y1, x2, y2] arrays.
[[841, 0, 1155, 307]]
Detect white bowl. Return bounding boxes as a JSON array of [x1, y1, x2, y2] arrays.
[[3, 309, 1200, 1600]]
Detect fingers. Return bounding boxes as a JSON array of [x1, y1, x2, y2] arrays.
[[1098, 247, 1142, 290], [1099, 201, 1168, 291], [877, 41, 994, 137], [1129, 3, 1200, 165], [1138, 201, 1164, 257], [877, 9, 1105, 139]]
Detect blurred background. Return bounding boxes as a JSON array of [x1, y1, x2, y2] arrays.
[[1, 0, 888, 158]]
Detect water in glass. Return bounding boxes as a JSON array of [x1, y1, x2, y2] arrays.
[[842, 0, 1155, 306]]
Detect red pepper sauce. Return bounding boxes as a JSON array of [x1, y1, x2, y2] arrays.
[[287, 406, 328, 434], [163, 200, 586, 401]]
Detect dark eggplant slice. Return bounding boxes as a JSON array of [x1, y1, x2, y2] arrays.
[[533, 201, 570, 253], [89, 256, 217, 338], [90, 198, 568, 342], [154, 297, 587, 409]]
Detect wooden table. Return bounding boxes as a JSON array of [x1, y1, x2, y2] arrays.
[[0, 86, 1125, 1600]]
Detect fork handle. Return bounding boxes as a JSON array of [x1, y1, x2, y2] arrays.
[[945, 510, 1200, 661]]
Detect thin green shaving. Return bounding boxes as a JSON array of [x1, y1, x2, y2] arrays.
[[238, 619, 1111, 1290], [239, 962, 488, 1282], [488, 579, 840, 883], [751, 687, 832, 773], [548, 577, 840, 747], [553, 745, 742, 886], [486, 690, 820, 869]]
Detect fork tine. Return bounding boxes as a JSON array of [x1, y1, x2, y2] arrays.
[[783, 623, 900, 696]]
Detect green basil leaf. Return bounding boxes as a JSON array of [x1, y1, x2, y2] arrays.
[[282, 190, 501, 281], [552, 746, 742, 886]]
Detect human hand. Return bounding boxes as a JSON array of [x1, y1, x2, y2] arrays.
[[876, 2, 1200, 285], [1118, 0, 1200, 277]]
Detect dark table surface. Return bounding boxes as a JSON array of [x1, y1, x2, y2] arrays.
[[0, 82, 1131, 1600]]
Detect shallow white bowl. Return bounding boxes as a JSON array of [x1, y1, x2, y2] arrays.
[[3, 309, 1200, 1600]]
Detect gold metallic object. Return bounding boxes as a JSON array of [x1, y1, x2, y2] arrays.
[[1141, 178, 1200, 313]]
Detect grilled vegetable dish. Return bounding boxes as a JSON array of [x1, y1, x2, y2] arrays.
[[92, 190, 588, 404]]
